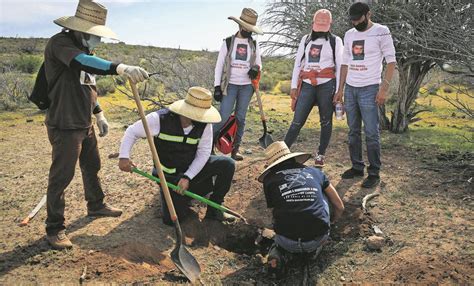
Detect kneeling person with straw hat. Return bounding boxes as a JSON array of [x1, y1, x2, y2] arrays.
[[44, 0, 148, 250], [119, 87, 236, 224], [258, 142, 344, 276]]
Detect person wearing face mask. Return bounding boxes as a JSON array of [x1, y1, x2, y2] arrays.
[[284, 9, 344, 168], [43, 0, 149, 250], [213, 8, 263, 161], [333, 2, 396, 188]]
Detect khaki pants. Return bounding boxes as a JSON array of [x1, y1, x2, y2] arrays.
[[46, 126, 104, 235]]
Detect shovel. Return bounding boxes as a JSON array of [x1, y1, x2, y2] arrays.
[[132, 167, 247, 223], [252, 78, 273, 148], [129, 80, 200, 283]]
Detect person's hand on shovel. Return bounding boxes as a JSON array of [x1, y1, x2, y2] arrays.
[[116, 64, 149, 83], [176, 175, 190, 195], [118, 158, 137, 173]]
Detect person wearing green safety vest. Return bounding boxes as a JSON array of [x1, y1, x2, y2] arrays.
[[118, 87, 236, 225]]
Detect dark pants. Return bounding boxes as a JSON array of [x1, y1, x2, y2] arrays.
[[344, 84, 381, 176], [156, 155, 235, 225], [284, 80, 336, 155], [46, 126, 105, 235]]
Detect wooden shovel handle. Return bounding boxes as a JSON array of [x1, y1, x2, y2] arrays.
[[253, 84, 266, 122], [129, 81, 178, 222]]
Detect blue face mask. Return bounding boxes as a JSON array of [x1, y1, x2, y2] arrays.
[[81, 34, 101, 50]]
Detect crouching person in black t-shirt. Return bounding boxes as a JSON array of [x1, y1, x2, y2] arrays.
[[258, 142, 344, 276]]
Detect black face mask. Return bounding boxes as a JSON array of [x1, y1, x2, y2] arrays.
[[311, 31, 328, 41], [241, 29, 252, 38], [353, 15, 369, 31]]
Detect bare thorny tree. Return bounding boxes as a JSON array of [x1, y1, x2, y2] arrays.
[[261, 0, 473, 133], [114, 50, 215, 111]]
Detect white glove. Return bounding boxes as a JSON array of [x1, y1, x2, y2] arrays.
[[116, 64, 149, 83], [94, 111, 109, 137]]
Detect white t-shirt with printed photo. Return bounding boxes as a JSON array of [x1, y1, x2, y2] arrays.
[[291, 35, 344, 92], [342, 23, 396, 87], [214, 37, 262, 86]]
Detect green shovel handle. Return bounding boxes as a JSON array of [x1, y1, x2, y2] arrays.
[[132, 167, 245, 220]]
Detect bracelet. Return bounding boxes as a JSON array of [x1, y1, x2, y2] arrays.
[[382, 79, 390, 86]]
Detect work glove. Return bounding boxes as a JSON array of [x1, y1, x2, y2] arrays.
[[116, 64, 149, 83], [94, 111, 109, 137], [247, 65, 260, 80], [214, 86, 223, 102]]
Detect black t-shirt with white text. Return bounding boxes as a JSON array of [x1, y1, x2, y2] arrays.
[[263, 161, 331, 241]]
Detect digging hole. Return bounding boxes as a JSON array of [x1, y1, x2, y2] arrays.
[[212, 224, 273, 255]]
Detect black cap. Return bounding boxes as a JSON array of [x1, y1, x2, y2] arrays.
[[349, 2, 370, 21]]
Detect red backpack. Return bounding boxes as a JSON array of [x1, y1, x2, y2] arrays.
[[216, 115, 238, 154]]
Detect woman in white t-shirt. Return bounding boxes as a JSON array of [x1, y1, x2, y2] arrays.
[[213, 8, 263, 161], [284, 9, 343, 167]]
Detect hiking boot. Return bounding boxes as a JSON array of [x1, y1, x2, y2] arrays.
[[47, 230, 73, 250], [362, 175, 380, 188], [204, 208, 236, 223], [314, 154, 325, 168], [231, 147, 244, 161], [87, 203, 123, 217], [341, 168, 364, 179]]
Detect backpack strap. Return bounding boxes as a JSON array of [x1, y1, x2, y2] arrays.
[[329, 33, 336, 66], [300, 34, 312, 64], [225, 36, 232, 51]]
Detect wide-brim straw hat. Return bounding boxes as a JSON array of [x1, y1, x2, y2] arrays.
[[228, 8, 263, 35], [258, 141, 311, 183], [54, 0, 118, 40], [168, 87, 222, 124]]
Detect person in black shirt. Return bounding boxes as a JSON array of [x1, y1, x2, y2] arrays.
[[258, 141, 344, 276]]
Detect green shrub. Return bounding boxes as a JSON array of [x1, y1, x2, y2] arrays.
[[279, 80, 292, 95], [96, 77, 116, 96], [443, 86, 453, 93], [260, 74, 278, 91], [428, 85, 439, 95], [13, 55, 42, 74], [0, 73, 34, 110]]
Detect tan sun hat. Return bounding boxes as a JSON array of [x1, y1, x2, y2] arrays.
[[54, 0, 118, 40], [258, 141, 311, 183], [228, 8, 263, 35], [168, 87, 222, 124]]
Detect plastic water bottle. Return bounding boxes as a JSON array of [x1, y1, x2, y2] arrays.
[[335, 103, 344, 120]]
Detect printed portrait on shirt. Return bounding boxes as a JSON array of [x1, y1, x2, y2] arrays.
[[80, 71, 96, 85], [352, 40, 365, 61], [308, 44, 322, 63], [235, 44, 248, 61]]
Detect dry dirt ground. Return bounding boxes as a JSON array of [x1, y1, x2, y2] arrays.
[[0, 96, 473, 284]]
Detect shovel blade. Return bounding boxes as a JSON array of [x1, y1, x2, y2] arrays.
[[171, 245, 201, 283], [259, 134, 274, 149], [170, 220, 201, 283]]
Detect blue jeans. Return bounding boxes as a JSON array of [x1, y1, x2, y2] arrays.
[[213, 83, 254, 148], [284, 80, 336, 155], [275, 233, 329, 254], [344, 84, 381, 176]]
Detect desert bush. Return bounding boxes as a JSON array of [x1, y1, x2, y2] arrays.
[[96, 77, 116, 96], [0, 72, 34, 110], [428, 85, 439, 95], [260, 74, 278, 91], [13, 55, 42, 74], [279, 80, 292, 95], [443, 86, 453, 93]]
